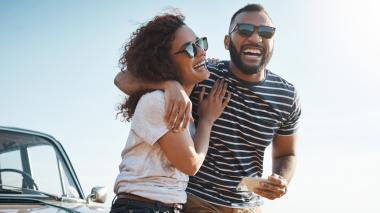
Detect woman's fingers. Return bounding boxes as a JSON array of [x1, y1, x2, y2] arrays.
[[219, 81, 228, 101], [198, 87, 205, 103], [209, 79, 219, 97], [222, 92, 231, 108], [215, 79, 225, 99], [206, 79, 230, 106]]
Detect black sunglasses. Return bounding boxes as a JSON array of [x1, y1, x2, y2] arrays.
[[230, 23, 276, 39], [174, 37, 208, 58]]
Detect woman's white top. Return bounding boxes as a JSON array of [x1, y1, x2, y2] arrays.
[[114, 90, 189, 204]]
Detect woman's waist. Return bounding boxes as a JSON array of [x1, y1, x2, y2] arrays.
[[115, 182, 188, 204]]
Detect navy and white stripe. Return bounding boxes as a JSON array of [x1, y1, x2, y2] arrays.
[[187, 61, 301, 207]]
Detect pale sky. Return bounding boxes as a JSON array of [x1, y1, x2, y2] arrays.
[[1, 0, 380, 212]]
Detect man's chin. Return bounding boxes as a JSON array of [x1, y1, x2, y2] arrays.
[[241, 62, 261, 71], [241, 59, 261, 67], [243, 63, 261, 70], [240, 58, 265, 74]]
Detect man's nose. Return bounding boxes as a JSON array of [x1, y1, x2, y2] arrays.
[[247, 30, 262, 43]]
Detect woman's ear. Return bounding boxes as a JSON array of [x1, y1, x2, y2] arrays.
[[224, 35, 229, 50]]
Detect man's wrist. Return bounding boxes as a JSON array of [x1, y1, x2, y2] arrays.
[[162, 80, 181, 90]]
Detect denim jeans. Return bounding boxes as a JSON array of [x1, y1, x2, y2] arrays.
[[110, 197, 181, 213]]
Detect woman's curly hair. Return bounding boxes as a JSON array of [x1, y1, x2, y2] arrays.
[[117, 14, 186, 121]]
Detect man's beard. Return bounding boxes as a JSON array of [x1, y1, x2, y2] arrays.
[[228, 39, 272, 75]]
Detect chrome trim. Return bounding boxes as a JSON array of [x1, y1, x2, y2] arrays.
[[0, 196, 81, 213]]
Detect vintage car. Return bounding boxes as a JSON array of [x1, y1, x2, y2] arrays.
[[0, 126, 109, 212]]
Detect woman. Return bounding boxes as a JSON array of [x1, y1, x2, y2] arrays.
[[111, 14, 230, 213]]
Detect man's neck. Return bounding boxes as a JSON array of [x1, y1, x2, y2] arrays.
[[229, 61, 265, 83]]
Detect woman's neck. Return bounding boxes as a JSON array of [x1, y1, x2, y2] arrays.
[[183, 84, 195, 96]]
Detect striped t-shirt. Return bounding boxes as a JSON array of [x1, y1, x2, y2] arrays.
[[187, 61, 301, 208]]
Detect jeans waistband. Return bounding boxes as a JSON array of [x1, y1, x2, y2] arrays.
[[115, 192, 183, 210]]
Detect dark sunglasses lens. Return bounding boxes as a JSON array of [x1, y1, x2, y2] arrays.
[[184, 43, 196, 57], [181, 37, 208, 58], [238, 24, 254, 37], [196, 37, 208, 51], [258, 26, 275, 38]]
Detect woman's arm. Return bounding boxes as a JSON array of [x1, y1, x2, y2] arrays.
[[158, 79, 231, 175]]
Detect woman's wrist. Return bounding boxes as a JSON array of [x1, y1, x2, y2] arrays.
[[198, 117, 215, 126]]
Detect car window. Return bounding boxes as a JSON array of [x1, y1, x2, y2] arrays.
[[0, 150, 23, 187], [60, 158, 80, 198], [28, 145, 61, 195], [0, 131, 81, 199]]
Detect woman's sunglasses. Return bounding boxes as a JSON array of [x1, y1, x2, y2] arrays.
[[174, 37, 208, 58], [230, 23, 276, 39]]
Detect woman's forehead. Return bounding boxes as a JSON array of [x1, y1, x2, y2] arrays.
[[172, 25, 197, 50]]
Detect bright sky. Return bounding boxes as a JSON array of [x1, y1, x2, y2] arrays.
[[1, 0, 380, 212]]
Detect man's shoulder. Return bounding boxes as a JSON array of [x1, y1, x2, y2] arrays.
[[265, 70, 297, 92], [205, 60, 229, 80], [206, 60, 229, 72]]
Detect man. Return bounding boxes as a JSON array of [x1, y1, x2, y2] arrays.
[[114, 4, 301, 213]]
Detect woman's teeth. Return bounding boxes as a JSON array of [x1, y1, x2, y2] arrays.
[[193, 61, 206, 70]]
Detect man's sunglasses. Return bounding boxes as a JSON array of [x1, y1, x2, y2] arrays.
[[174, 37, 208, 58], [230, 23, 276, 39]]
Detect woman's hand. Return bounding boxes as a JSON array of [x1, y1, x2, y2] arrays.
[[198, 79, 231, 124]]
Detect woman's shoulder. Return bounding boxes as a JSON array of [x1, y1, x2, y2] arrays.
[[135, 90, 165, 114], [139, 90, 164, 103]]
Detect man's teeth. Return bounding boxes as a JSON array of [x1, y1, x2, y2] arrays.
[[193, 61, 205, 69], [243, 49, 261, 55]]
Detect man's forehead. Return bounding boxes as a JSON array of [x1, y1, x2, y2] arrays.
[[232, 11, 273, 27]]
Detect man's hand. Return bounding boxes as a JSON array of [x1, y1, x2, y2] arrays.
[[253, 174, 288, 200], [113, 70, 193, 130], [163, 81, 192, 131]]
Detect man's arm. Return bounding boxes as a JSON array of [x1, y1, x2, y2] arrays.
[[114, 70, 192, 130], [253, 134, 297, 200], [272, 134, 297, 182], [114, 70, 167, 95]]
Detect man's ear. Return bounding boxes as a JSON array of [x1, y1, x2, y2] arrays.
[[224, 35, 230, 50]]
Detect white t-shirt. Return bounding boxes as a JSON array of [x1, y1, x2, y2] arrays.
[[114, 90, 189, 204]]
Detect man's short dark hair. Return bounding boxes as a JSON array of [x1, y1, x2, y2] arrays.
[[229, 4, 270, 31]]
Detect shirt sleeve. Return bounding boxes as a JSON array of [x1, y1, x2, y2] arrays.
[[131, 91, 170, 145], [277, 88, 302, 136]]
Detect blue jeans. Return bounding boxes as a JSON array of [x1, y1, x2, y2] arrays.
[[110, 197, 181, 213]]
